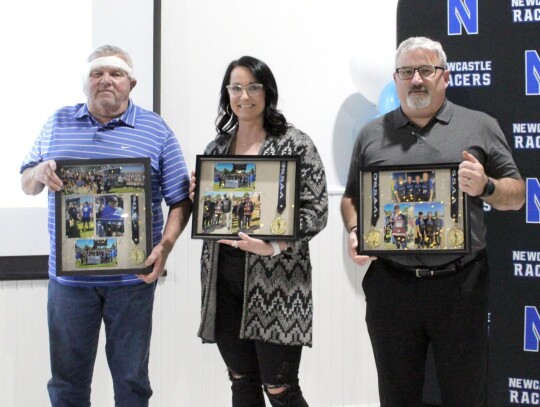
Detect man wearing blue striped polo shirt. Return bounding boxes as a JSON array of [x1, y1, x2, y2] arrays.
[[20, 45, 191, 407]]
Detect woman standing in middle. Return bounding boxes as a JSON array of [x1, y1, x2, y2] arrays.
[[195, 56, 328, 406]]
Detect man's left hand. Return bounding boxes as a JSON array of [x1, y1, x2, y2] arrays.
[[458, 151, 488, 196], [137, 243, 169, 283]]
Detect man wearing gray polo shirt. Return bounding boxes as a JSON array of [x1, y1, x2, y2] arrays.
[[341, 37, 525, 406]]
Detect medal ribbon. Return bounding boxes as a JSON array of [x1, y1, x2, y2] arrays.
[[371, 171, 380, 227], [277, 161, 287, 214], [450, 169, 458, 224], [131, 195, 140, 244]]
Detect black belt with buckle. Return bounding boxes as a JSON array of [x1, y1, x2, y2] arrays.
[[379, 250, 486, 278], [411, 266, 456, 278]]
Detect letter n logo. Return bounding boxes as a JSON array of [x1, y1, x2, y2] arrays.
[[525, 50, 540, 96], [526, 178, 540, 223], [524, 306, 540, 352], [448, 0, 479, 35]]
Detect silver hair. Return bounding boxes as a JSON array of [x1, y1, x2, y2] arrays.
[[395, 37, 447, 68], [87, 44, 134, 71]]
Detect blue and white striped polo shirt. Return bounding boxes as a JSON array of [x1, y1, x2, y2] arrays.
[[20, 101, 190, 286]]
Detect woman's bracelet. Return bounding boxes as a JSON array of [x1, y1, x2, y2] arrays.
[[270, 241, 281, 256]]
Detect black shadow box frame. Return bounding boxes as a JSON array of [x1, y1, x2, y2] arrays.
[[357, 163, 470, 255], [55, 158, 152, 276], [192, 155, 300, 240]]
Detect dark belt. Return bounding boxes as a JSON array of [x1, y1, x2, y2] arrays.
[[379, 250, 486, 278]]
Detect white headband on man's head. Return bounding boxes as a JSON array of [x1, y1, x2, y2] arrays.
[[87, 56, 134, 79]]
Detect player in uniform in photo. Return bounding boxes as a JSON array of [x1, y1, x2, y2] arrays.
[[213, 197, 223, 226], [424, 211, 435, 248], [66, 201, 81, 238], [404, 175, 415, 202], [433, 210, 444, 247], [222, 193, 232, 231], [415, 211, 426, 248], [413, 174, 423, 201], [393, 175, 406, 202], [81, 201, 93, 232], [202, 195, 213, 229], [420, 172, 434, 201], [391, 205, 407, 249], [242, 197, 254, 230]]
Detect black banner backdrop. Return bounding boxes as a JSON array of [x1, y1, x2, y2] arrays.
[[397, 1, 540, 405]]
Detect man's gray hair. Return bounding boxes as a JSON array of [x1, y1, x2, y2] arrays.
[[395, 37, 447, 68]]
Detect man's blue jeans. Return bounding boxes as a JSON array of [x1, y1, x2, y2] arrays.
[[47, 278, 157, 407]]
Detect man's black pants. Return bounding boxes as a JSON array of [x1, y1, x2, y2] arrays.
[[363, 253, 489, 406]]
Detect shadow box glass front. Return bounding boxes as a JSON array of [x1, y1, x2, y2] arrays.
[[192, 155, 300, 240], [357, 163, 470, 255], [55, 158, 152, 276]]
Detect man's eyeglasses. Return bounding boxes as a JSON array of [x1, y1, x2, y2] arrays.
[[226, 83, 264, 96], [395, 65, 445, 80]]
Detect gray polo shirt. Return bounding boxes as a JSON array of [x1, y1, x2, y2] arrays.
[[344, 99, 521, 267]]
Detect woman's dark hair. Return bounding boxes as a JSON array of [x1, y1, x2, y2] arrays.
[[215, 56, 289, 138]]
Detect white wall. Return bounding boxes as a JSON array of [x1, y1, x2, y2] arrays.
[[161, 1, 398, 189], [0, 1, 399, 406], [0, 0, 92, 256]]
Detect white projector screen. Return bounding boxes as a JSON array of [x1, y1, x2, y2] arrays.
[[0, 0, 156, 278]]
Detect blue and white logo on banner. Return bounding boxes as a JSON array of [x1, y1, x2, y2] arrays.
[[513, 123, 540, 150], [448, 0, 479, 35], [524, 306, 540, 352], [526, 178, 540, 223], [525, 50, 540, 95], [511, 0, 540, 23]]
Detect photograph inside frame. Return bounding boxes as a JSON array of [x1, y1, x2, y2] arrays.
[[57, 160, 150, 275], [359, 165, 468, 254], [193, 156, 298, 239]]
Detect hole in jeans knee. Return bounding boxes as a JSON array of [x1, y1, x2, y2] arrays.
[[227, 367, 263, 385], [227, 368, 245, 381], [265, 384, 288, 395], [264, 361, 291, 394]]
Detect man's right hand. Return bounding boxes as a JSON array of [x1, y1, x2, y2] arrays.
[[348, 229, 377, 266], [22, 160, 63, 195], [35, 161, 63, 192]]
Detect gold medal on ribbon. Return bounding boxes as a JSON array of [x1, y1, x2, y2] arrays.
[[271, 216, 287, 235], [364, 228, 383, 248], [447, 226, 464, 247], [129, 247, 145, 265]]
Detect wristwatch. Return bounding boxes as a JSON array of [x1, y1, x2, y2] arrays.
[[480, 177, 495, 198]]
